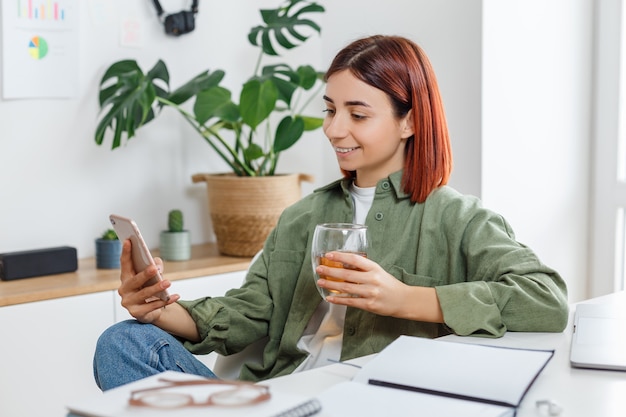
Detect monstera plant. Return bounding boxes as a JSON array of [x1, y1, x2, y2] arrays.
[[94, 0, 325, 177]]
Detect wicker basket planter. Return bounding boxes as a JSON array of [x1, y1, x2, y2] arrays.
[[192, 173, 313, 257]]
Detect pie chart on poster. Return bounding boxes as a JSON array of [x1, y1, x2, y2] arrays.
[[28, 36, 48, 60]]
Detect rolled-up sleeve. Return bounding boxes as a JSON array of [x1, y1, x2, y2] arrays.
[[433, 199, 569, 337]]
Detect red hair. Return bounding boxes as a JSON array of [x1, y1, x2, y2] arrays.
[[325, 35, 452, 203]]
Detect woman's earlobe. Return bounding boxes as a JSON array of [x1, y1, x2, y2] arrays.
[[402, 110, 415, 138]]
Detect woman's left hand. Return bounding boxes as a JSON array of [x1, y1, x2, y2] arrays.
[[315, 251, 407, 317], [315, 251, 443, 322]]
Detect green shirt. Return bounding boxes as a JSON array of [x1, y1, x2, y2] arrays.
[[179, 171, 568, 381]]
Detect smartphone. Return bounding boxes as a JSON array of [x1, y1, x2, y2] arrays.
[[109, 214, 170, 302]]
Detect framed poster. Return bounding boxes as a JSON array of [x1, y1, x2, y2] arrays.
[[1, 0, 79, 99]]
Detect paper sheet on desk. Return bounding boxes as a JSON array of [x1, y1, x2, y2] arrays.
[[66, 371, 317, 417], [351, 335, 554, 408], [317, 381, 514, 417]]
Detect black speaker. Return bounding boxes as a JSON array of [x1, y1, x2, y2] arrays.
[[0, 246, 78, 281]]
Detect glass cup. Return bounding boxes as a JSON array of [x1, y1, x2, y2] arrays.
[[311, 223, 369, 300]]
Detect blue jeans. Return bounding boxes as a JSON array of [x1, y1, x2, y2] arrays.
[[93, 319, 218, 391]]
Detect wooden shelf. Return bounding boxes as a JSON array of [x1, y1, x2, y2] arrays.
[[0, 243, 251, 307]]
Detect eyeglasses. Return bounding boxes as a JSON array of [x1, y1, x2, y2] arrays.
[[128, 377, 271, 408]]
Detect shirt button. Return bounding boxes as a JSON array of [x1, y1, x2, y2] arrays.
[[375, 212, 384, 221], [347, 327, 356, 336], [381, 181, 390, 190]]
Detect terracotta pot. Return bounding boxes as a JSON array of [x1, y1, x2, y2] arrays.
[[192, 173, 313, 257]]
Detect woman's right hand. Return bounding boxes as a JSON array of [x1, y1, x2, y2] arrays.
[[117, 239, 180, 324]]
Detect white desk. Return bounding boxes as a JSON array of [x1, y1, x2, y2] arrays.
[[67, 293, 626, 417], [263, 291, 626, 417]]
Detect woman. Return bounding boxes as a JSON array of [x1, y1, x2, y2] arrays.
[[93, 35, 568, 390]]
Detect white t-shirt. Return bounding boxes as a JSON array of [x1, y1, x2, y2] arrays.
[[295, 182, 375, 371]]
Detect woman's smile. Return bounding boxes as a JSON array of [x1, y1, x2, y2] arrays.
[[334, 145, 361, 155]]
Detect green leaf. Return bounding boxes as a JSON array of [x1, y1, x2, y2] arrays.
[[95, 102, 121, 145], [301, 116, 324, 131], [138, 83, 157, 123], [194, 86, 240, 125], [112, 109, 124, 149], [98, 83, 126, 108], [258, 64, 301, 105], [146, 60, 170, 85], [261, 64, 302, 87], [99, 60, 142, 87], [296, 65, 318, 89], [260, 30, 278, 56], [244, 143, 264, 161], [248, 0, 325, 56], [274, 29, 298, 50], [95, 60, 165, 149], [168, 70, 225, 105], [273, 116, 305, 153], [247, 26, 263, 48], [239, 79, 278, 130], [271, 77, 298, 107]]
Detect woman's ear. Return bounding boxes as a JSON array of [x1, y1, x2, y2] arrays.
[[400, 110, 415, 139]]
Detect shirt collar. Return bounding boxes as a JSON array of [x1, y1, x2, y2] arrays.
[[314, 170, 410, 200]]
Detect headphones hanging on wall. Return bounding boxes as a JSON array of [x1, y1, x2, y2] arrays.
[[152, 0, 198, 36]]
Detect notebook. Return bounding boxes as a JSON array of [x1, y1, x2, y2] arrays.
[[317, 335, 554, 417], [570, 302, 626, 371], [66, 371, 321, 417]]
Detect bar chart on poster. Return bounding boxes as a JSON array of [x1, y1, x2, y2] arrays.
[[17, 0, 68, 20], [1, 0, 79, 99]]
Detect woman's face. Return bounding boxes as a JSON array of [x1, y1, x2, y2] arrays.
[[322, 70, 413, 187]]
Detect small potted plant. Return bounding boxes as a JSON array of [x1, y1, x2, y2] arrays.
[[159, 209, 191, 261], [95, 229, 122, 269]]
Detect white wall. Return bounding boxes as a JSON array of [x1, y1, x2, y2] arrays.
[[482, 0, 592, 302], [0, 0, 326, 257], [589, 0, 625, 297], [0, 0, 592, 301]]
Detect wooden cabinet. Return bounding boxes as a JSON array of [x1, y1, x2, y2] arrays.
[[0, 292, 114, 417], [0, 244, 249, 417]]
